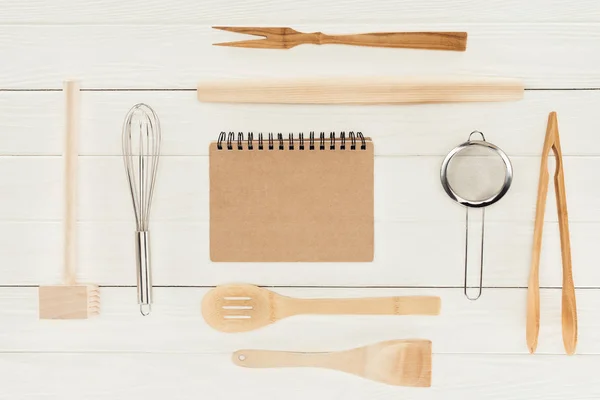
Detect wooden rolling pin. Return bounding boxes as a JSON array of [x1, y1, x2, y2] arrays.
[[197, 78, 524, 105]]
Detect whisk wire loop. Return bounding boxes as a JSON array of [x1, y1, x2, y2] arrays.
[[122, 103, 161, 231], [122, 103, 161, 316]]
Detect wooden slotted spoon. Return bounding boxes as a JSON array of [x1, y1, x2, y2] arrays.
[[232, 339, 432, 387], [202, 284, 441, 333]]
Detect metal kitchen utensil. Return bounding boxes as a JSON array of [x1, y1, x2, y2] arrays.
[[440, 131, 513, 300], [213, 26, 467, 51], [122, 103, 161, 316]]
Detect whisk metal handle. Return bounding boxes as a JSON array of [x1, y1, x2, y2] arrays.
[[135, 231, 152, 316]]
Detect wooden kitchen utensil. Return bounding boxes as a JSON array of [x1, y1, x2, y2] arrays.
[[213, 26, 467, 51], [197, 77, 524, 105], [38, 81, 100, 319], [233, 339, 432, 387], [202, 284, 441, 333], [527, 112, 577, 355]]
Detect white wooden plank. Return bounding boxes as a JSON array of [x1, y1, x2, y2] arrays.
[[0, 287, 599, 355], [1, 352, 599, 400], [0, 92, 62, 155], [0, 155, 596, 223], [0, 157, 62, 221], [1, 0, 600, 23], [0, 220, 597, 287], [0, 153, 598, 286], [384, 155, 600, 224], [1, 2, 599, 399], [1, 90, 599, 157], [0, 24, 599, 88]]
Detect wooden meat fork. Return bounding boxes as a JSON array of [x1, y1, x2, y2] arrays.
[[527, 112, 577, 355], [213, 26, 467, 51]]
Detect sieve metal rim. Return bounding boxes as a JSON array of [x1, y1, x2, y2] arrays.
[[440, 138, 513, 208]]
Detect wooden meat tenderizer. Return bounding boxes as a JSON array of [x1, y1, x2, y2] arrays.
[[39, 81, 100, 319]]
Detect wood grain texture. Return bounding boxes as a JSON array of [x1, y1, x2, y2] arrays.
[[528, 112, 577, 354], [2, 220, 600, 287], [2, 153, 600, 292], [3, 287, 600, 355], [38, 284, 100, 319], [202, 284, 440, 332], [3, 90, 600, 157], [38, 81, 100, 320], [197, 77, 523, 104], [63, 80, 80, 285], [1, 0, 600, 23], [0, 25, 599, 88], [232, 340, 432, 387], [2, 1, 600, 397], [213, 27, 467, 51], [2, 156, 600, 224], [3, 153, 600, 287], [1, 352, 600, 400], [551, 116, 578, 355]]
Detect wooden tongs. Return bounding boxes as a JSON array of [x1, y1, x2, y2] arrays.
[[213, 26, 467, 51], [527, 112, 577, 355]]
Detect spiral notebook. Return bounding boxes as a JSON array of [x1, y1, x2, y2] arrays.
[[210, 132, 374, 262]]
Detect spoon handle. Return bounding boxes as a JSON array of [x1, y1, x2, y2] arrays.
[[285, 296, 440, 316]]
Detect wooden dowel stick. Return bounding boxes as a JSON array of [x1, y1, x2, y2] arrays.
[[63, 80, 80, 285]]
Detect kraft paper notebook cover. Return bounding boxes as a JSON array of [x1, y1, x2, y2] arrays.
[[210, 132, 374, 262]]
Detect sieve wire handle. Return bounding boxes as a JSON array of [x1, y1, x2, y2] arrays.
[[464, 207, 485, 300]]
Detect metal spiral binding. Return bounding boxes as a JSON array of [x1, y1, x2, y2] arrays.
[[216, 132, 366, 150]]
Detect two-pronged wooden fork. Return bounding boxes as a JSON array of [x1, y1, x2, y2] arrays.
[[213, 26, 467, 51]]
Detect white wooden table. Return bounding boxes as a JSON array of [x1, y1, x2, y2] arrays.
[[1, 1, 600, 398]]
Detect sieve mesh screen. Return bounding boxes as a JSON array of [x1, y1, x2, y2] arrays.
[[445, 144, 508, 203]]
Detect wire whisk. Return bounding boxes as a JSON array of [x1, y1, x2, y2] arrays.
[[122, 103, 161, 316]]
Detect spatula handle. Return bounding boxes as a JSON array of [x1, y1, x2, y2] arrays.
[[286, 296, 440, 316], [232, 350, 342, 369], [320, 32, 467, 51]]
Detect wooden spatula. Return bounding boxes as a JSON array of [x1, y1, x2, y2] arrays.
[[202, 284, 440, 333], [233, 339, 432, 387]]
